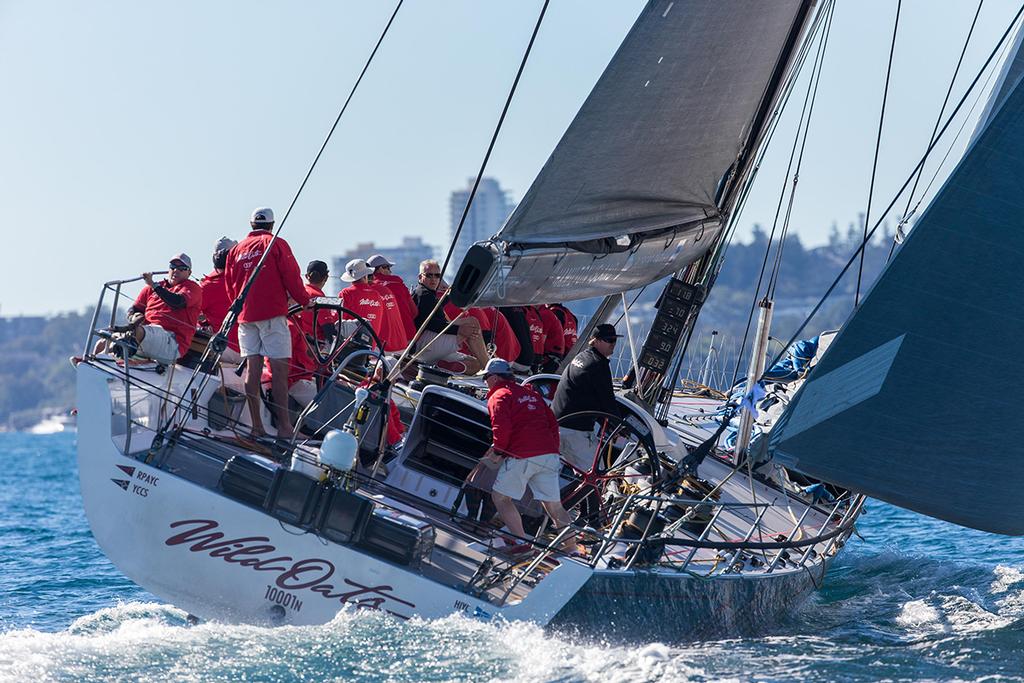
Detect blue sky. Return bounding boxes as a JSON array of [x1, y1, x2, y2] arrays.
[[1, 1, 1021, 316]]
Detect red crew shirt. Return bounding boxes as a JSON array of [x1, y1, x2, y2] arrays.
[[548, 304, 578, 353], [524, 306, 545, 356], [340, 281, 387, 343], [374, 273, 417, 339], [199, 271, 239, 352], [224, 230, 310, 323], [491, 309, 521, 364], [486, 378, 560, 459], [132, 279, 203, 358], [374, 281, 411, 352], [538, 306, 565, 357], [301, 283, 339, 343]]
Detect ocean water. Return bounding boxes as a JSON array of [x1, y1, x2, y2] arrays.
[[1, 432, 1022, 682]]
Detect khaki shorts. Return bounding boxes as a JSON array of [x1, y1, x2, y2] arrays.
[[136, 325, 179, 365], [415, 330, 470, 365], [492, 453, 562, 502], [238, 316, 291, 359], [559, 426, 597, 473]]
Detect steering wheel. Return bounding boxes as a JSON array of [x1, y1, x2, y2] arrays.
[[556, 410, 660, 529], [288, 297, 384, 385]]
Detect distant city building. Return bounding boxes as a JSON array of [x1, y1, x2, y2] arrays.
[[448, 177, 515, 274], [332, 236, 436, 292]]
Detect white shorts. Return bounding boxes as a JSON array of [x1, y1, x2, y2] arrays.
[[289, 378, 317, 407], [492, 453, 562, 503], [416, 330, 470, 365], [136, 325, 179, 365], [238, 316, 291, 359], [559, 426, 597, 473]]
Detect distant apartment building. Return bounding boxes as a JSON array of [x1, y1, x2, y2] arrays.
[[448, 177, 515, 274], [332, 236, 436, 292]]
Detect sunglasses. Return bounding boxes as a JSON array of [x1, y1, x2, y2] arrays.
[[169, 263, 190, 271], [422, 273, 441, 279]]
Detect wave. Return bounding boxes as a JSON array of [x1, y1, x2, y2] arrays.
[[0, 602, 711, 683]]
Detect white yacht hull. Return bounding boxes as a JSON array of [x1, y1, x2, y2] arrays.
[[76, 362, 847, 638]]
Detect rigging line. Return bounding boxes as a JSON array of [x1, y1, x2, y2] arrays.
[[855, 0, 902, 307], [439, 0, 551, 281], [730, 0, 836, 387], [154, 0, 405, 435], [889, 0, 985, 261], [761, 0, 1024, 379], [890, 1, 999, 262], [766, 0, 836, 303], [710, 0, 834, 276]]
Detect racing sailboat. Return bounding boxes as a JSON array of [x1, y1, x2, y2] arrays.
[[72, 0, 1023, 640]]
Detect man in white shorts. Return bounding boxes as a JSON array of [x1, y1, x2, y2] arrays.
[[224, 207, 311, 439], [481, 358, 575, 548]]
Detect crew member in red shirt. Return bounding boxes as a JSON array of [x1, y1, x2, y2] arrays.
[[367, 254, 416, 340], [339, 258, 389, 346], [546, 303, 578, 356], [524, 306, 546, 362], [481, 358, 574, 546], [369, 267, 410, 352], [96, 253, 203, 366], [537, 305, 565, 373], [198, 236, 241, 363], [224, 207, 310, 439], [302, 260, 339, 351]]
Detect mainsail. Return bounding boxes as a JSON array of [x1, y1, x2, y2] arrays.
[[452, 0, 815, 307], [768, 58, 1024, 536]]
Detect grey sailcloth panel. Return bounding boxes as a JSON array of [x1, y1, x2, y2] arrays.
[[768, 70, 1024, 536], [497, 0, 809, 248]]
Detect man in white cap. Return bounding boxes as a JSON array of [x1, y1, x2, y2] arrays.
[[224, 207, 310, 439], [199, 236, 241, 363], [338, 258, 389, 346], [482, 358, 576, 549], [96, 252, 203, 366]]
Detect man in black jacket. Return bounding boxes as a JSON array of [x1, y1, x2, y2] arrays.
[[550, 323, 622, 473]]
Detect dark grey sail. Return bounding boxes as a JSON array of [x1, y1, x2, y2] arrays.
[[452, 0, 814, 307], [768, 66, 1024, 536]]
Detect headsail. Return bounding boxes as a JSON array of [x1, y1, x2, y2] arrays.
[[452, 0, 815, 307], [768, 64, 1024, 536]]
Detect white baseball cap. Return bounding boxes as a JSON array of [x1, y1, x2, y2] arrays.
[[250, 207, 275, 224], [341, 258, 374, 282]]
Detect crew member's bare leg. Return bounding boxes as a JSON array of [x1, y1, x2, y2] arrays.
[[491, 491, 527, 539], [456, 318, 489, 372], [244, 354, 266, 437], [269, 357, 294, 438]]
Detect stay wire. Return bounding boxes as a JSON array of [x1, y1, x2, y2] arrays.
[[439, 0, 551, 281], [855, 0, 901, 307], [156, 0, 404, 435], [888, 0, 985, 262], [729, 0, 835, 387], [761, 0, 1024, 380], [766, 0, 836, 303]]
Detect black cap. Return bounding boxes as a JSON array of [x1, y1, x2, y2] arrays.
[[307, 260, 329, 277], [592, 323, 623, 342]]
